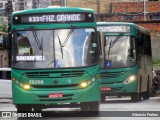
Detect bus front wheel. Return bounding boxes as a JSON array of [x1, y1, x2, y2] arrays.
[[17, 105, 32, 113], [143, 80, 150, 100], [81, 101, 99, 111]]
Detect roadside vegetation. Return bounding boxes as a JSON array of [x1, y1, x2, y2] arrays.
[[0, 17, 7, 32], [0, 24, 7, 32], [153, 58, 160, 70]]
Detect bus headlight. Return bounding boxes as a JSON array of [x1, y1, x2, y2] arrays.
[[15, 80, 31, 90], [23, 84, 30, 90], [123, 75, 136, 84], [80, 82, 88, 88], [80, 75, 98, 88]]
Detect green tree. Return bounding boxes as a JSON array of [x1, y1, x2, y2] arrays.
[[0, 17, 8, 32]]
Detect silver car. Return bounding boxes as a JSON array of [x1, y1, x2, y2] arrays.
[[0, 68, 12, 98]]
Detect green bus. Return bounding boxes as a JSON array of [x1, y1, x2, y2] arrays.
[[9, 7, 101, 112], [97, 22, 152, 102]]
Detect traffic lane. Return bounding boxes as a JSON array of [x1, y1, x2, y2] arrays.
[[14, 111, 160, 118], [0, 97, 160, 120], [1, 108, 160, 120], [0, 99, 12, 104], [100, 97, 160, 111], [14, 114, 159, 120]]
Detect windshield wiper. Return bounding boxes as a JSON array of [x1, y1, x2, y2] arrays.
[[32, 30, 43, 50], [108, 33, 123, 57], [31, 30, 44, 61], [57, 35, 63, 59], [61, 25, 76, 47], [56, 25, 76, 59]]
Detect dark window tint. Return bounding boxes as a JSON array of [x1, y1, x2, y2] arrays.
[[0, 71, 11, 80]]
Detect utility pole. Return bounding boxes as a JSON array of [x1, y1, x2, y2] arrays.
[[64, 0, 67, 7], [5, 0, 12, 18]]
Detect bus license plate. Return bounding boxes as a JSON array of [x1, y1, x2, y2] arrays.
[[48, 93, 63, 98], [101, 87, 111, 91]]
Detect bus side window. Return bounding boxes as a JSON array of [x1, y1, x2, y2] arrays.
[[138, 32, 145, 55], [138, 32, 142, 46], [137, 33, 142, 68]]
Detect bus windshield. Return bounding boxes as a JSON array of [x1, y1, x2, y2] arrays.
[[12, 28, 98, 69], [101, 36, 136, 68]]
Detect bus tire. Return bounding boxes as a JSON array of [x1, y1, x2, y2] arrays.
[[81, 101, 100, 111], [131, 93, 141, 102], [117, 94, 122, 98], [33, 107, 42, 112], [143, 80, 150, 100], [17, 105, 32, 113], [143, 92, 149, 100], [151, 84, 156, 97]]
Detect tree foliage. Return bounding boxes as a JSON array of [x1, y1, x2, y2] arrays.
[[0, 17, 8, 32]]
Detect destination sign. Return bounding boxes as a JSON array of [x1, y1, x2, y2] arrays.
[[13, 12, 94, 24], [97, 26, 130, 32]]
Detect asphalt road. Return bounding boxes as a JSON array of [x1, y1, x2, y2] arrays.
[[0, 96, 160, 120]]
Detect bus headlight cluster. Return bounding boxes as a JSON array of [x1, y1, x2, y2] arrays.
[[80, 77, 97, 88], [123, 75, 136, 84], [15, 80, 30, 90]]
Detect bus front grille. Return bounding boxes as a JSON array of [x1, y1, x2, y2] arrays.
[[25, 70, 84, 78], [100, 71, 125, 78], [32, 84, 79, 89], [39, 98, 72, 102]]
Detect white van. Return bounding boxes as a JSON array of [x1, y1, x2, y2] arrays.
[[0, 68, 12, 98]]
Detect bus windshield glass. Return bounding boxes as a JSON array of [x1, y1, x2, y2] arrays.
[[12, 28, 98, 69], [102, 36, 136, 68]]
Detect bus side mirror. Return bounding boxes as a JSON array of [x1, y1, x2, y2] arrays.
[[128, 48, 135, 57], [97, 31, 102, 56], [129, 49, 137, 61]]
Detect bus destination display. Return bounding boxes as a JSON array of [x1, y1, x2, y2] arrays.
[[97, 26, 131, 32], [13, 13, 94, 24]]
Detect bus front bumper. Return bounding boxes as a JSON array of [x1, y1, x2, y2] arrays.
[[100, 81, 138, 95], [12, 82, 100, 105]]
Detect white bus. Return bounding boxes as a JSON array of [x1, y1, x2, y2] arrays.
[[0, 68, 12, 98]]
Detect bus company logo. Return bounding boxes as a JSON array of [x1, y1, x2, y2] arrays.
[[54, 80, 58, 84], [2, 112, 12, 117]]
